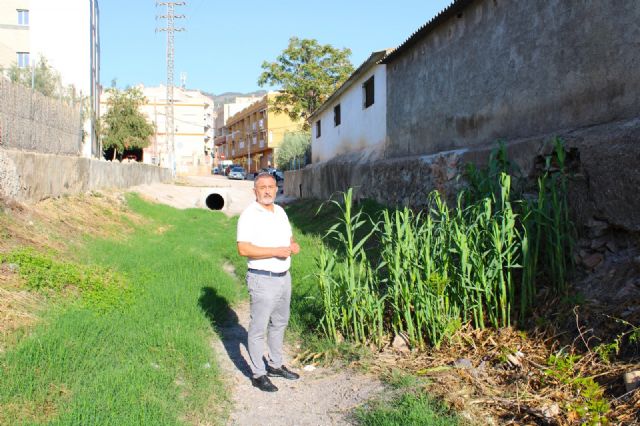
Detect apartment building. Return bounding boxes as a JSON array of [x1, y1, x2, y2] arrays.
[[220, 93, 302, 173], [137, 85, 214, 176], [0, 0, 100, 158], [212, 95, 263, 168]]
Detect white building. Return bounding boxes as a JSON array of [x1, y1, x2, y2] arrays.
[[309, 50, 390, 164], [0, 0, 100, 158], [140, 85, 214, 176]]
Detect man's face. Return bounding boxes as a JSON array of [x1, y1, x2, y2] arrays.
[[253, 176, 277, 206]]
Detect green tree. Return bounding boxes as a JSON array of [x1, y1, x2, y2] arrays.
[[3, 57, 79, 99], [101, 87, 154, 160], [276, 131, 311, 170], [258, 37, 353, 130]]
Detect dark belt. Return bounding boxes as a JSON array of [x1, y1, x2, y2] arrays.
[[248, 268, 288, 277]]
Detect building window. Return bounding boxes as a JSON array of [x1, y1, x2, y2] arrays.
[[17, 52, 30, 68], [315, 120, 321, 138], [334, 104, 341, 126], [363, 76, 375, 108], [17, 9, 29, 26]]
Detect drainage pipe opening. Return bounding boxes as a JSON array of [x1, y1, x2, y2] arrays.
[[205, 193, 225, 210]]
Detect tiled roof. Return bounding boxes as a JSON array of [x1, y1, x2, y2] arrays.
[[382, 0, 476, 64]]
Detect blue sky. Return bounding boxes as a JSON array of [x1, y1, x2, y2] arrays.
[[100, 0, 452, 95]]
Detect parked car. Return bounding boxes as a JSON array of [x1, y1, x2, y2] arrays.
[[211, 166, 219, 175], [254, 167, 284, 182], [224, 164, 241, 176], [227, 166, 247, 180]]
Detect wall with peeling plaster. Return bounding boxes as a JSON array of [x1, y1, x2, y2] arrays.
[[385, 0, 640, 157]]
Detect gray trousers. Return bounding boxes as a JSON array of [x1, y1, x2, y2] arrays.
[[246, 271, 291, 378]]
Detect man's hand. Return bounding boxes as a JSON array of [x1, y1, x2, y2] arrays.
[[290, 242, 300, 255], [273, 246, 292, 259]]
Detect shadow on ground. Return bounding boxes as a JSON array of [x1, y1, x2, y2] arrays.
[[199, 286, 252, 378]]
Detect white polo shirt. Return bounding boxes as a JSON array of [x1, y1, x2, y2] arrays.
[[237, 201, 292, 273]]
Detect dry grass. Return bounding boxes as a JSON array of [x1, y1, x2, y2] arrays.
[[0, 190, 147, 352], [0, 383, 71, 425], [0, 191, 145, 255], [364, 318, 639, 425]]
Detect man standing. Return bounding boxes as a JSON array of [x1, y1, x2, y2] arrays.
[[237, 172, 301, 392]]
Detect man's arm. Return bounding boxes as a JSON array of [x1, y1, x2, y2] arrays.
[[237, 241, 292, 259]]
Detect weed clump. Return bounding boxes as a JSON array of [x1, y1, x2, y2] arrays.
[[1, 248, 132, 313]]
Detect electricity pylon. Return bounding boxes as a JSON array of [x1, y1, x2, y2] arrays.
[[156, 2, 185, 174]]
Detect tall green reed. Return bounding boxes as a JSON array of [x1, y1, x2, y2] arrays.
[[521, 137, 575, 298], [317, 189, 385, 346], [381, 204, 460, 349], [316, 139, 575, 349]]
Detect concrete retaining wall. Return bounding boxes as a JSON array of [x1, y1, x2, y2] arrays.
[[0, 149, 172, 202]]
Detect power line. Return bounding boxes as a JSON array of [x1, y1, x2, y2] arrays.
[[156, 1, 185, 173]]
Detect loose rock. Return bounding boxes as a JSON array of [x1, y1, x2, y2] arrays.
[[542, 403, 560, 418], [582, 253, 604, 270], [623, 370, 640, 393], [587, 218, 608, 238], [506, 353, 522, 368], [392, 334, 410, 352], [453, 358, 473, 370]]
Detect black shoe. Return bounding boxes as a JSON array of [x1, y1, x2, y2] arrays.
[[266, 365, 300, 380], [251, 375, 278, 392]]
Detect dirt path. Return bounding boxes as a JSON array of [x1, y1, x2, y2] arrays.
[[212, 301, 385, 426]]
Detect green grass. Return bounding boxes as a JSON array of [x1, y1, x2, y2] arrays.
[[0, 194, 245, 425], [354, 371, 460, 426], [354, 392, 460, 426], [0, 192, 465, 424], [285, 200, 334, 336]]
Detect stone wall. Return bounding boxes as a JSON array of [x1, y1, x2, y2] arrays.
[[0, 149, 172, 202], [385, 0, 640, 158], [286, 117, 640, 234]]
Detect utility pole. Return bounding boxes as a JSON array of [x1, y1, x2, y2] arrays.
[[156, 2, 185, 175]]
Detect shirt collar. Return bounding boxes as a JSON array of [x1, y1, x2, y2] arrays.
[[252, 201, 277, 213]]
